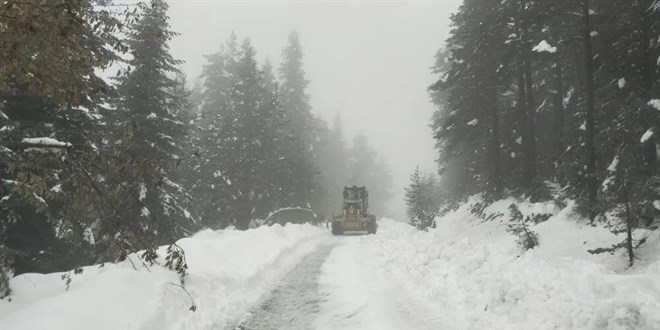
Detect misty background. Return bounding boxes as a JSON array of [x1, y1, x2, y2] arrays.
[[167, 0, 460, 219]]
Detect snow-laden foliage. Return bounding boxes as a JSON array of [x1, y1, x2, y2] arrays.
[[429, 0, 660, 265], [506, 203, 539, 251], [405, 167, 441, 230]]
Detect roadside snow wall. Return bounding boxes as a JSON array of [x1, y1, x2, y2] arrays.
[[366, 198, 660, 330], [0, 223, 325, 330]]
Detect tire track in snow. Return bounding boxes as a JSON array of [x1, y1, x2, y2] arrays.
[[235, 234, 444, 330], [315, 236, 446, 330], [235, 243, 336, 330]]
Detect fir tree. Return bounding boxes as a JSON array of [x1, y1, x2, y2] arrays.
[[277, 30, 324, 212], [506, 203, 539, 251], [348, 133, 392, 215], [109, 0, 197, 252], [405, 167, 441, 230]]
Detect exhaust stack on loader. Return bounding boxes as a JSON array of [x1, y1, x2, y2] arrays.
[[332, 186, 377, 235]]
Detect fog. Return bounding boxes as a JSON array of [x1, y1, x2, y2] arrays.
[[165, 0, 460, 219]]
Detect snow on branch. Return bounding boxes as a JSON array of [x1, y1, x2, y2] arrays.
[[532, 40, 557, 53], [640, 129, 654, 143], [649, 99, 660, 111], [21, 137, 72, 148]]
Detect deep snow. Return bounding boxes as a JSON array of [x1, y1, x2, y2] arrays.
[[341, 199, 660, 330], [1, 199, 658, 330], [0, 223, 326, 330]]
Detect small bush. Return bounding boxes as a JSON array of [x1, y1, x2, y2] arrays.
[[506, 204, 539, 251]]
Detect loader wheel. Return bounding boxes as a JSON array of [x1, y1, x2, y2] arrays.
[[367, 222, 377, 235], [331, 222, 343, 235]]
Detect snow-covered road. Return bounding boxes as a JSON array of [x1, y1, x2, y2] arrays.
[[315, 236, 443, 330], [237, 234, 444, 330], [237, 243, 334, 329], [235, 214, 659, 330]]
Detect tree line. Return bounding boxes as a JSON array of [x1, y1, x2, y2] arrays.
[[406, 0, 659, 264], [0, 0, 391, 297]]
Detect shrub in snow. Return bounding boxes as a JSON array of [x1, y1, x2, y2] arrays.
[[164, 244, 188, 279], [506, 204, 539, 251], [469, 196, 505, 222], [405, 167, 442, 230], [596, 150, 660, 266], [0, 248, 12, 298]]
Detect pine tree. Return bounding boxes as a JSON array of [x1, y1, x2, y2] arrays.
[[506, 203, 539, 251], [192, 33, 242, 228], [277, 30, 324, 212], [430, 0, 507, 197], [109, 0, 197, 250], [0, 0, 136, 294], [348, 133, 392, 215], [405, 167, 441, 230], [200, 38, 307, 229], [317, 113, 350, 217], [428, 0, 659, 266], [279, 31, 315, 149]]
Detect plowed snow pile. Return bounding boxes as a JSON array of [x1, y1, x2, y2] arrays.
[[0, 224, 325, 330], [362, 200, 660, 330]]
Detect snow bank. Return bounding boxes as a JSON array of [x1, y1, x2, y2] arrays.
[[0, 224, 326, 330], [356, 200, 660, 330]]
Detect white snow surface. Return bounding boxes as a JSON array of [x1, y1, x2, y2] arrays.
[[640, 129, 653, 143], [617, 78, 626, 89], [0, 224, 325, 330], [2, 198, 659, 330], [317, 198, 659, 330], [607, 155, 619, 172], [21, 137, 71, 147], [649, 99, 660, 111], [532, 40, 557, 53]]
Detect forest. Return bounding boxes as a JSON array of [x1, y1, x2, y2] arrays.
[[0, 0, 392, 297], [405, 0, 659, 266], [1, 0, 660, 328]]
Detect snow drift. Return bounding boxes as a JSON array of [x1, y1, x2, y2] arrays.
[[0, 223, 325, 330], [350, 199, 659, 330]]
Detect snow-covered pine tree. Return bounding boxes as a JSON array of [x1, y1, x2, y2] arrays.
[[279, 30, 316, 152], [506, 203, 539, 251], [599, 151, 659, 266], [593, 0, 660, 266], [429, 0, 507, 198], [405, 167, 441, 230], [203, 39, 302, 229], [0, 84, 98, 279], [316, 114, 350, 218], [192, 33, 242, 229], [348, 133, 392, 215], [0, 0, 169, 295], [278, 30, 325, 212], [109, 0, 197, 258]]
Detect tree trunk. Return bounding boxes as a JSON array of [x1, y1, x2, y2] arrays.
[[487, 55, 503, 196], [523, 48, 538, 191], [623, 183, 634, 267], [552, 42, 564, 176], [640, 8, 658, 175], [582, 0, 598, 222], [517, 65, 531, 187], [517, 0, 536, 191]]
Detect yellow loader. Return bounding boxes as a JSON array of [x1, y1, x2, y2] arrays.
[[331, 186, 377, 235]]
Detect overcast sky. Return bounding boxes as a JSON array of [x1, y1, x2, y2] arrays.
[[166, 0, 460, 219]]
